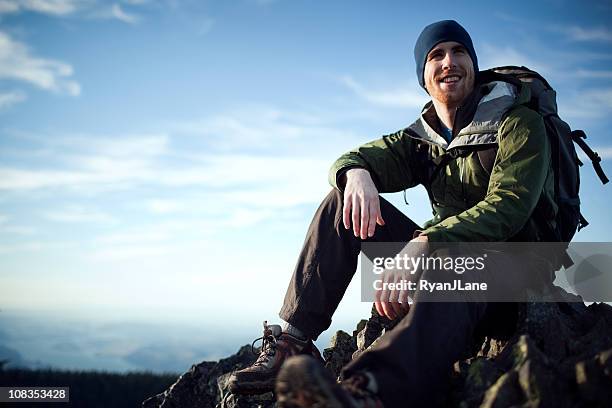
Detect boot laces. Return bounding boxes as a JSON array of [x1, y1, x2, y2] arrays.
[[250, 320, 278, 367]]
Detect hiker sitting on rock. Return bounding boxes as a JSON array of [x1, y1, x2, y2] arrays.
[[228, 20, 559, 407]]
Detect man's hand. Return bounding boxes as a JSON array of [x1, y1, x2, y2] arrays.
[[374, 234, 429, 320], [342, 168, 385, 239]]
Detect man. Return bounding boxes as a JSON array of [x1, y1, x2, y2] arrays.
[[228, 20, 555, 407]]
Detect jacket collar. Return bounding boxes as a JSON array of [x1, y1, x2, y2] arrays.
[[406, 78, 529, 149]]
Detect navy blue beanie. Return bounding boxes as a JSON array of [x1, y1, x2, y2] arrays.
[[414, 20, 478, 89]]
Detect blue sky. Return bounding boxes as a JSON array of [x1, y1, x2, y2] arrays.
[[1, 0, 612, 371]]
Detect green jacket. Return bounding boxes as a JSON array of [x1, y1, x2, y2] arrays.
[[329, 79, 557, 242]]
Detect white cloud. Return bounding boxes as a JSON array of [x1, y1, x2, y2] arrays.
[[0, 31, 80, 95], [0, 0, 82, 15], [0, 241, 43, 253], [0, 133, 165, 191], [564, 26, 612, 43], [339, 75, 427, 109], [1, 225, 37, 235], [155, 155, 330, 189], [0, 90, 26, 108], [492, 11, 528, 25], [0, 0, 147, 24], [0, 239, 76, 255], [575, 69, 612, 79], [578, 146, 612, 162], [62, 133, 169, 157], [479, 43, 551, 76], [0, 121, 335, 202], [145, 199, 185, 215], [86, 220, 218, 262], [0, 110, 352, 248], [43, 205, 117, 224], [110, 3, 138, 24], [169, 106, 360, 156], [0, 0, 19, 13], [0, 167, 95, 189], [95, 229, 169, 245], [559, 88, 612, 120]]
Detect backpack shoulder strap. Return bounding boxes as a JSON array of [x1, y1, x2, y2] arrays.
[[571, 130, 609, 185]]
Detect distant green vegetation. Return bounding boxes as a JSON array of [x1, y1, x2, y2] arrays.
[[0, 365, 178, 407]]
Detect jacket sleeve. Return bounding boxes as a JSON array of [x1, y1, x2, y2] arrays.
[[422, 107, 550, 242], [328, 129, 422, 193]]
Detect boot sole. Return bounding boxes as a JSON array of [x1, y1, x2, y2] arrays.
[[275, 355, 344, 408], [228, 377, 275, 395]]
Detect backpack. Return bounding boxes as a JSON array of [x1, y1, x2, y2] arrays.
[[486, 66, 609, 242]]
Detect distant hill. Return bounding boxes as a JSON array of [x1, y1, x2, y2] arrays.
[[0, 366, 178, 408]]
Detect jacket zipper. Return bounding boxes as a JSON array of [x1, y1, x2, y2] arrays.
[[460, 157, 468, 208], [453, 105, 470, 208]]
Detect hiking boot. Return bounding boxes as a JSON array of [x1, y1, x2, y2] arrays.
[[228, 321, 324, 395], [276, 355, 384, 408]]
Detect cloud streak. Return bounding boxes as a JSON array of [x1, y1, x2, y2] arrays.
[[563, 26, 612, 43], [559, 88, 612, 120], [0, 31, 80, 95], [0, 90, 26, 108], [479, 43, 552, 75], [110, 3, 139, 24], [0, 0, 147, 24], [339, 75, 427, 109], [0, 113, 337, 218], [43, 206, 117, 224], [0, 0, 82, 15], [575, 69, 612, 79]]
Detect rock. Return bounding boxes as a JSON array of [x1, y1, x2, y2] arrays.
[[323, 330, 356, 378], [479, 370, 525, 408], [144, 296, 612, 407], [142, 345, 260, 408], [573, 348, 612, 407], [351, 304, 398, 360]]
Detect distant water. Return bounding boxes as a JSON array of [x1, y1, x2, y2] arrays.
[[0, 310, 344, 374]]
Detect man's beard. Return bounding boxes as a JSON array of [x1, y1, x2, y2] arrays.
[[431, 74, 470, 105], [430, 87, 464, 105], [430, 71, 471, 106]]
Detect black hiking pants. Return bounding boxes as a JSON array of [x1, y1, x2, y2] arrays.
[[279, 189, 523, 408]]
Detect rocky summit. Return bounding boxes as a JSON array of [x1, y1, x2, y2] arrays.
[[143, 294, 612, 408]]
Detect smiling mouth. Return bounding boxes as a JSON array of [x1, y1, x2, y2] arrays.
[[440, 75, 461, 83]]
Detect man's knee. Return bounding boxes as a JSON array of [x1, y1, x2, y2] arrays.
[[322, 188, 343, 207]]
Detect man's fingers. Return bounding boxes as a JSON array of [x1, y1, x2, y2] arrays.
[[390, 301, 403, 317], [379, 273, 395, 320], [373, 198, 385, 228], [374, 301, 384, 317], [380, 301, 396, 320], [360, 198, 369, 239], [399, 289, 411, 310], [343, 193, 352, 230], [367, 200, 378, 238], [388, 276, 403, 317], [352, 195, 360, 237]]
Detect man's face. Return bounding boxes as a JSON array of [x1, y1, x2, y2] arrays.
[[423, 41, 475, 107]]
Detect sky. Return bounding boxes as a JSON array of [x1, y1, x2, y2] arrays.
[[0, 0, 612, 372]]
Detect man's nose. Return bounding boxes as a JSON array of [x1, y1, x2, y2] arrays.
[[442, 52, 456, 70]]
